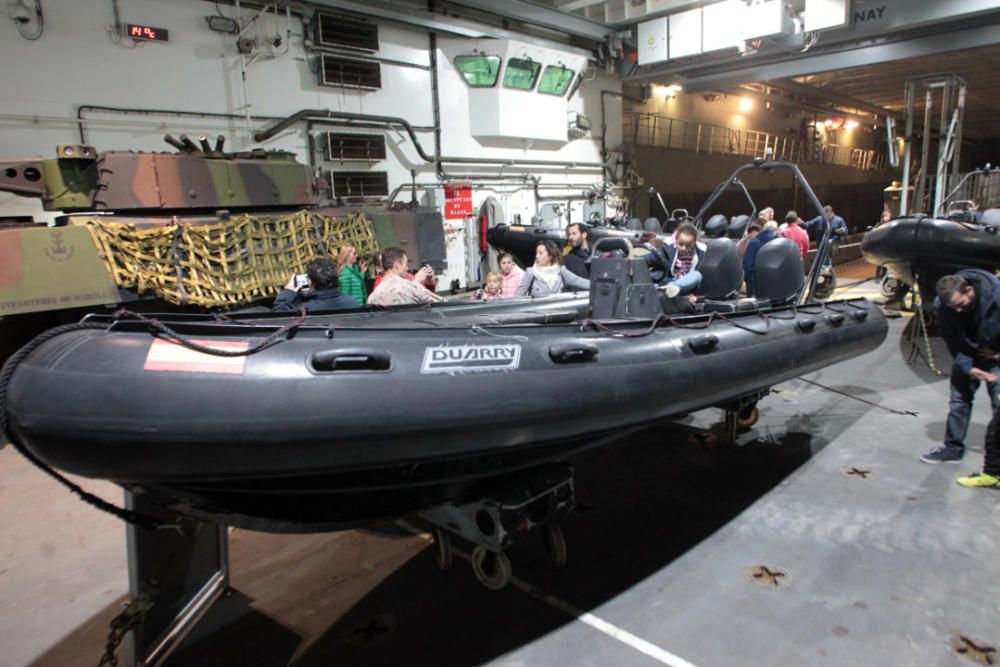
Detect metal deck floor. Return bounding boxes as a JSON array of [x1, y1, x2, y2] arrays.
[[2, 280, 998, 667]]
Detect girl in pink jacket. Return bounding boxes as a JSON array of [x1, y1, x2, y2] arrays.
[[498, 252, 524, 297]]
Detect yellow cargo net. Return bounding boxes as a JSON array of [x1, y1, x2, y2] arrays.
[[83, 210, 377, 307]]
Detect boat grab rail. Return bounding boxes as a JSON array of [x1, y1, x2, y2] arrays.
[[579, 297, 869, 339], [79, 297, 874, 353], [106, 309, 308, 357]]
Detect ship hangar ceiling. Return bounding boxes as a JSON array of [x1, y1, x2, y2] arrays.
[[438, 0, 1000, 138]]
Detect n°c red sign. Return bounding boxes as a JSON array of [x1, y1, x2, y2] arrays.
[[444, 184, 473, 219]]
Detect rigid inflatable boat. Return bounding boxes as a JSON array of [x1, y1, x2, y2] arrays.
[[3, 290, 886, 532], [860, 212, 1000, 300], [2, 160, 883, 532]]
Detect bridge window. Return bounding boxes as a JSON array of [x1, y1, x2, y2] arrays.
[[503, 58, 541, 91], [538, 65, 575, 96], [454, 54, 501, 87], [567, 73, 583, 100]]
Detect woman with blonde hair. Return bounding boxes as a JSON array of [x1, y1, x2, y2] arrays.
[[336, 245, 368, 305]]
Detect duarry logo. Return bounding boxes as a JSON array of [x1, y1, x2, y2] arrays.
[[421, 344, 521, 374]]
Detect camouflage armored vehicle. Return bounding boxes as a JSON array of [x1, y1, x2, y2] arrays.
[[0, 136, 445, 362]]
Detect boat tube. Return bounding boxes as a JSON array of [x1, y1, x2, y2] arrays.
[[3, 293, 886, 531], [2, 160, 881, 532]]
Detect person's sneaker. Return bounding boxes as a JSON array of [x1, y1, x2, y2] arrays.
[[920, 445, 964, 463], [664, 284, 681, 298], [956, 472, 1000, 488]]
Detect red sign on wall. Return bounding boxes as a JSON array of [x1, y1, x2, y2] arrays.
[[444, 184, 473, 219]]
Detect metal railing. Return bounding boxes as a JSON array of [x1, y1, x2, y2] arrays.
[[941, 169, 1000, 211], [896, 169, 1000, 216], [624, 112, 888, 171]]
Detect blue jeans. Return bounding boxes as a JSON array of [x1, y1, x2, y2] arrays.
[[667, 270, 702, 295], [944, 362, 999, 450]]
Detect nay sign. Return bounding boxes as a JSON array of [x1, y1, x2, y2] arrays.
[[853, 6, 886, 23]]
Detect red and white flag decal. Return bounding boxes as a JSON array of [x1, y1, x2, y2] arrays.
[[144, 338, 249, 375]]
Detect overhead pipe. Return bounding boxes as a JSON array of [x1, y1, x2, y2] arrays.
[[254, 109, 606, 171], [235, 0, 256, 144], [387, 180, 604, 204], [309, 121, 596, 181], [430, 33, 444, 180], [76, 105, 284, 146], [256, 109, 435, 161], [307, 114, 599, 183], [528, 175, 600, 202]]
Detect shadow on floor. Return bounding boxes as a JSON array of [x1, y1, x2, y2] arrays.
[[154, 418, 828, 667]]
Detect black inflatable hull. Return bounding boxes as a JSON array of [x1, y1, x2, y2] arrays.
[[6, 298, 886, 531], [486, 223, 650, 267], [860, 216, 1000, 295]]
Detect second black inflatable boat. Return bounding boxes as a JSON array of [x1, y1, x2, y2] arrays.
[[861, 212, 1000, 300]]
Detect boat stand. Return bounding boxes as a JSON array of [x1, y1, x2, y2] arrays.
[[115, 492, 229, 667], [419, 462, 574, 591], [719, 392, 765, 445]]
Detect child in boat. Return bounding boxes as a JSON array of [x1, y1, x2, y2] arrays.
[[498, 252, 524, 297], [472, 272, 503, 301]]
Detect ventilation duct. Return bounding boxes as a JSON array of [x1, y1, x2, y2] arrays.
[[330, 171, 389, 198], [319, 54, 382, 90], [314, 11, 379, 52], [324, 133, 387, 161]]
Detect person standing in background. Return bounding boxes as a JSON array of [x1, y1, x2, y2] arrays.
[[780, 211, 810, 258], [336, 245, 368, 305]]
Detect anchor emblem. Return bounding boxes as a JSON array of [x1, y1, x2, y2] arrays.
[[43, 230, 75, 262]]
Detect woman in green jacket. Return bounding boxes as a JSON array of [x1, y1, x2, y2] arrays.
[[336, 245, 369, 305]]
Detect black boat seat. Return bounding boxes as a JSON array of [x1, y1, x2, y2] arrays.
[[703, 214, 728, 238], [695, 238, 743, 300], [754, 237, 805, 304], [643, 217, 663, 232], [589, 256, 663, 320], [728, 214, 750, 239]]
